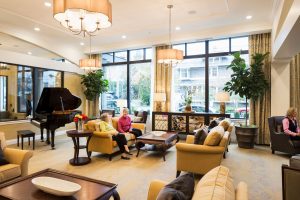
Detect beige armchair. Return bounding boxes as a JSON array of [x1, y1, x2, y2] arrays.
[[176, 131, 229, 176], [0, 132, 33, 183], [85, 117, 146, 161]]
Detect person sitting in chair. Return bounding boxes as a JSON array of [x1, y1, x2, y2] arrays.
[[282, 107, 300, 140], [100, 113, 132, 160]]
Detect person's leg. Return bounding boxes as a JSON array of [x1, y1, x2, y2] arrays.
[[114, 134, 130, 159], [130, 128, 144, 148]]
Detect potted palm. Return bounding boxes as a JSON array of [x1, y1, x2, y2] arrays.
[[224, 52, 269, 148], [81, 69, 109, 118]]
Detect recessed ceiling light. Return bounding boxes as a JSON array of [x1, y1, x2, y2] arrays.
[[175, 26, 181, 31], [34, 27, 40, 31], [80, 42, 85, 46], [121, 35, 127, 39], [44, 2, 52, 7], [27, 51, 32, 55], [246, 15, 252, 20]]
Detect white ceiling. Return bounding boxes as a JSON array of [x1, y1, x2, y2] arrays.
[[0, 0, 275, 65]]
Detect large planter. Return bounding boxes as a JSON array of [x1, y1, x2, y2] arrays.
[[235, 126, 258, 149]]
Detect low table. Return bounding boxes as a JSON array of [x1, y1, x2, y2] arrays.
[[0, 168, 120, 200], [136, 132, 179, 161], [66, 130, 93, 166]]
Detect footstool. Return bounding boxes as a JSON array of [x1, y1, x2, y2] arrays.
[[17, 130, 35, 150]]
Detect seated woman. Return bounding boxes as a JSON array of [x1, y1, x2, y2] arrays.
[[100, 113, 132, 160], [118, 108, 143, 138], [282, 107, 300, 140]]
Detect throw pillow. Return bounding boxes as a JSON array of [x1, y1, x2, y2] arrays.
[[0, 140, 9, 166], [194, 126, 208, 145], [137, 111, 144, 118], [219, 120, 231, 131], [156, 173, 195, 200], [208, 119, 220, 131], [133, 116, 142, 123], [204, 126, 225, 146]]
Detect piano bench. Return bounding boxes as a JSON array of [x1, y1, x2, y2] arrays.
[[17, 130, 36, 150]]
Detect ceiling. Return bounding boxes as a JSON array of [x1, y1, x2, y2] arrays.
[[0, 0, 276, 65]]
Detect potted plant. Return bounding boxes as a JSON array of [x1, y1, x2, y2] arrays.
[[184, 91, 193, 112], [224, 52, 269, 148], [81, 69, 109, 118]]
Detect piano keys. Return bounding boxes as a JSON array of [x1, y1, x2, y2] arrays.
[[32, 87, 82, 149]]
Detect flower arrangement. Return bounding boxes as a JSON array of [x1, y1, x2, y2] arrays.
[[73, 114, 88, 122]]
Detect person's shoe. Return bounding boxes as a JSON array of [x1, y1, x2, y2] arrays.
[[125, 151, 133, 155], [121, 156, 130, 160]]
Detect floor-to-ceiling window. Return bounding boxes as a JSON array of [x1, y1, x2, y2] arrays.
[[0, 76, 7, 112], [172, 36, 249, 118], [101, 48, 152, 114]]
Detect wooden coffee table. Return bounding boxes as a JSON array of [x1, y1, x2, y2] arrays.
[[0, 168, 120, 200], [136, 132, 179, 161]]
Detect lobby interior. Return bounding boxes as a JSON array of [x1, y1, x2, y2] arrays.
[[0, 0, 300, 200]]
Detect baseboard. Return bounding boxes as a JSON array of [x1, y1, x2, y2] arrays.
[[6, 130, 67, 146]]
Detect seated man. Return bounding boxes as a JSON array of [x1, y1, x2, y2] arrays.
[[100, 113, 132, 160]]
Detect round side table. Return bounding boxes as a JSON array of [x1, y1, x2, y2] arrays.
[[66, 130, 93, 166]]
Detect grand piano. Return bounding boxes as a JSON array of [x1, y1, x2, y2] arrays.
[[32, 87, 82, 149]]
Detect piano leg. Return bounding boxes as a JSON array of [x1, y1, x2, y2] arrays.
[[51, 130, 55, 149], [40, 128, 44, 142], [46, 130, 50, 145]]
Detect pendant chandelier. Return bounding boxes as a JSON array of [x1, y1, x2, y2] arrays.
[[79, 36, 100, 70], [53, 0, 112, 36], [157, 5, 183, 65]]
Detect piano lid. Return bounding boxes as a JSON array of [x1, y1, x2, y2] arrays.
[[35, 87, 82, 114]]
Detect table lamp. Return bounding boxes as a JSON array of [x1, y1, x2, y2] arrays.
[[116, 99, 127, 114], [215, 92, 230, 114], [154, 93, 166, 112]]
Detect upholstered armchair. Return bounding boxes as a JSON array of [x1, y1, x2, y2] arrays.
[[133, 111, 148, 124], [175, 131, 229, 176], [268, 116, 300, 155], [0, 132, 33, 183], [85, 117, 146, 160]]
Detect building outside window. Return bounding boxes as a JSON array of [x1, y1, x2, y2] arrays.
[[172, 36, 249, 118]]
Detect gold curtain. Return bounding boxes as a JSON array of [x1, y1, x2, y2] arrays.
[[249, 33, 272, 144], [290, 53, 300, 117], [154, 45, 172, 111]]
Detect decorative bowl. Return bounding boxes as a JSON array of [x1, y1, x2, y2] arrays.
[[32, 176, 81, 196], [151, 131, 166, 137]]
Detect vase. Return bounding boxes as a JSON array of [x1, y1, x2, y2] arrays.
[[77, 120, 84, 131], [185, 104, 192, 112]]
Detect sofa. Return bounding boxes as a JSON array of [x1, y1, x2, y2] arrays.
[[85, 117, 146, 160], [176, 121, 233, 176], [0, 132, 33, 183], [147, 165, 248, 200]]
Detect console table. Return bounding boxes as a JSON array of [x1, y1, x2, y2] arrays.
[[152, 111, 230, 134]]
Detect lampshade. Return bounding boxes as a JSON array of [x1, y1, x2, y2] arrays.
[[53, 0, 112, 36], [157, 48, 183, 65], [116, 99, 127, 108], [215, 92, 230, 102], [79, 58, 100, 70], [154, 93, 166, 102]]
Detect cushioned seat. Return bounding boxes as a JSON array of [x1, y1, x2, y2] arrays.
[[0, 164, 21, 183], [85, 117, 146, 161], [147, 166, 248, 200]]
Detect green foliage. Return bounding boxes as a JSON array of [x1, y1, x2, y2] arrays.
[[185, 91, 193, 105], [224, 52, 269, 101], [81, 69, 109, 101]]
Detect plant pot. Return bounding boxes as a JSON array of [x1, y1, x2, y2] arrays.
[[185, 105, 192, 112], [235, 126, 258, 149]]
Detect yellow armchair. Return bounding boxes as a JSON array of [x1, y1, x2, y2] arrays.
[[176, 131, 229, 176], [0, 132, 33, 183], [86, 117, 146, 161]]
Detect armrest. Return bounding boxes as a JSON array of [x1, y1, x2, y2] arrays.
[[147, 180, 167, 200], [236, 181, 248, 200], [93, 131, 112, 138], [176, 143, 225, 154], [132, 123, 146, 132], [3, 148, 33, 176], [186, 135, 195, 144]]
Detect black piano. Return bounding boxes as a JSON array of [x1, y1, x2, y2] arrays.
[[32, 87, 82, 149]]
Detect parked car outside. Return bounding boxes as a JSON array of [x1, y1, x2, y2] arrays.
[[178, 105, 215, 113]]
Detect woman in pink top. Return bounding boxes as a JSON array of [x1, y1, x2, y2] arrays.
[[282, 107, 300, 140], [118, 108, 143, 145]]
